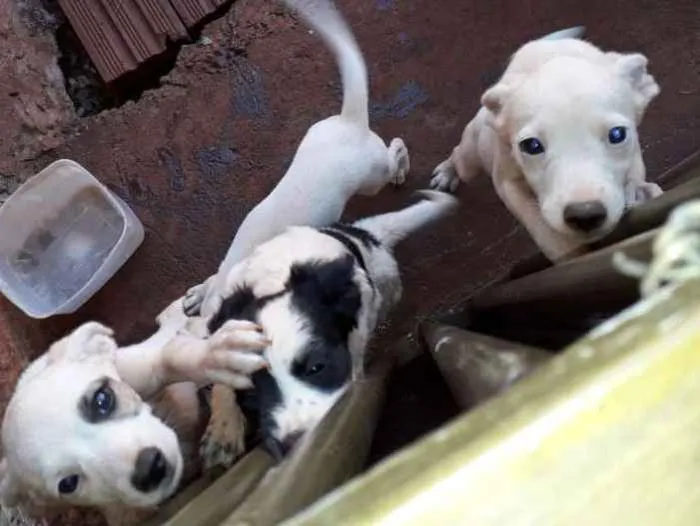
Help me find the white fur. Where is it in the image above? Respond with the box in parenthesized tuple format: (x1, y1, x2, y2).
(0, 300, 268, 512)
(0, 0, 413, 509)
(214, 191, 457, 446)
(430, 28, 662, 261)
(185, 0, 410, 318)
(259, 298, 347, 443)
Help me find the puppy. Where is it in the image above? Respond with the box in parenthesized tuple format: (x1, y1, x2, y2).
(184, 0, 410, 318)
(190, 0, 410, 467)
(0, 298, 267, 517)
(430, 27, 662, 261)
(206, 191, 458, 458)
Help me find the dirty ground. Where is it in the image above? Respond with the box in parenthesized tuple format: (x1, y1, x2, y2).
(0, 0, 698, 524)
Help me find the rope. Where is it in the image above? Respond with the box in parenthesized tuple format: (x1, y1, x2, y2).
(614, 200, 700, 297)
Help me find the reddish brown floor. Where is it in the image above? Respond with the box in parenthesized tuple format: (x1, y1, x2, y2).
(0, 0, 698, 523)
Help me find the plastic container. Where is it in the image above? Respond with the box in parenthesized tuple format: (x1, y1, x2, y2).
(0, 159, 144, 318)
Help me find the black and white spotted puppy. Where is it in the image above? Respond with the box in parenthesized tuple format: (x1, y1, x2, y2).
(205, 190, 458, 458)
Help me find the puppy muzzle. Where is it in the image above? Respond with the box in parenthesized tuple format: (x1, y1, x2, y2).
(263, 431, 304, 462)
(563, 200, 608, 233)
(131, 447, 172, 493)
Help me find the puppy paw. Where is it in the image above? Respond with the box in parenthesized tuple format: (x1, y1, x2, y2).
(200, 399, 247, 469)
(627, 181, 663, 207)
(202, 320, 269, 389)
(389, 138, 410, 186)
(636, 181, 663, 202)
(183, 283, 207, 316)
(430, 159, 460, 193)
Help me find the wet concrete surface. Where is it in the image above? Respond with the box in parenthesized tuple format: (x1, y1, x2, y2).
(0, 0, 698, 523)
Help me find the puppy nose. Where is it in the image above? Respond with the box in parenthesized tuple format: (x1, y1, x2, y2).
(131, 447, 168, 492)
(263, 432, 304, 462)
(563, 201, 607, 232)
(282, 431, 303, 454)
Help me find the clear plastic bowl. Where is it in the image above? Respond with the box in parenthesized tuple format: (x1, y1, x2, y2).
(0, 159, 144, 318)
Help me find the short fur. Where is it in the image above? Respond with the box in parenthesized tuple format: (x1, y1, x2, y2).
(184, 0, 409, 318)
(0, 299, 268, 519)
(205, 191, 458, 457)
(430, 27, 662, 261)
(189, 0, 411, 468)
(0, 0, 410, 517)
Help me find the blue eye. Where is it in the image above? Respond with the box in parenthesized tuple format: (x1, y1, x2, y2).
(608, 126, 627, 144)
(58, 475, 79, 494)
(518, 137, 545, 155)
(92, 385, 115, 417)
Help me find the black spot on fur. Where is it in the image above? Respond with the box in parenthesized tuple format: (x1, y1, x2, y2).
(319, 227, 368, 272)
(207, 286, 282, 333)
(327, 223, 380, 248)
(207, 256, 361, 454)
(289, 338, 352, 391)
(250, 369, 285, 458)
(285, 255, 359, 391)
(207, 285, 285, 452)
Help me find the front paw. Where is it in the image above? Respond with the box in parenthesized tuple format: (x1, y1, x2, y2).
(389, 138, 410, 186)
(200, 394, 247, 469)
(183, 283, 207, 316)
(627, 181, 663, 208)
(202, 320, 269, 389)
(430, 159, 460, 193)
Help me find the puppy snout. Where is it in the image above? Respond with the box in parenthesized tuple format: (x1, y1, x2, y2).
(563, 200, 607, 232)
(263, 431, 303, 462)
(131, 447, 169, 492)
(282, 431, 303, 454)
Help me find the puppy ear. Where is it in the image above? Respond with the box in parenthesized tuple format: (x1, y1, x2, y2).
(0, 459, 22, 507)
(48, 322, 116, 364)
(481, 83, 512, 115)
(610, 52, 660, 116)
(288, 255, 362, 335)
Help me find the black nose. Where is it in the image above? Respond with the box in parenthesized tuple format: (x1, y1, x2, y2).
(131, 447, 168, 492)
(282, 431, 303, 453)
(263, 432, 304, 462)
(563, 201, 607, 232)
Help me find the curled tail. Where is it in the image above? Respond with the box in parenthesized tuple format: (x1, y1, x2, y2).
(354, 190, 459, 249)
(284, 0, 369, 127)
(540, 26, 585, 41)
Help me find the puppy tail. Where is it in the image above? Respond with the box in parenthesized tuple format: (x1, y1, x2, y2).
(539, 26, 586, 41)
(354, 190, 459, 249)
(284, 0, 369, 127)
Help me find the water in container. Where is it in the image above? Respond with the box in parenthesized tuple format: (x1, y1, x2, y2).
(8, 188, 125, 310)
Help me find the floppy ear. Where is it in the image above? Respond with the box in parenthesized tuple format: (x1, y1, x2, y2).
(481, 83, 512, 116)
(609, 52, 660, 118)
(288, 255, 362, 335)
(0, 458, 23, 507)
(48, 322, 116, 364)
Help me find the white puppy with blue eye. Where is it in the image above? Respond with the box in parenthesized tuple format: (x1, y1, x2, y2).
(431, 27, 663, 261)
(0, 300, 268, 514)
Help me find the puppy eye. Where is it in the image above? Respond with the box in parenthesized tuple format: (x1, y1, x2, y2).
(58, 475, 79, 495)
(308, 363, 326, 376)
(608, 126, 627, 144)
(92, 384, 116, 417)
(518, 137, 545, 155)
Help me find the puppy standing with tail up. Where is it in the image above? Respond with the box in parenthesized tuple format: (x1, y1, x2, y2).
(184, 0, 410, 319)
(431, 27, 662, 261)
(188, 0, 412, 467)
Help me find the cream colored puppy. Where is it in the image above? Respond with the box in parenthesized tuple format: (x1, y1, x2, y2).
(184, 0, 410, 318)
(431, 27, 662, 261)
(0, 298, 267, 513)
